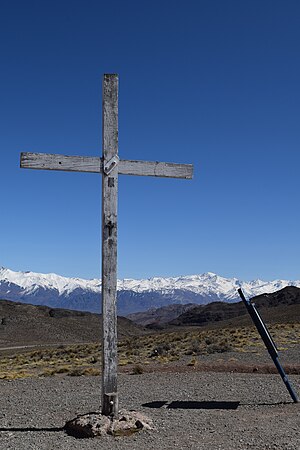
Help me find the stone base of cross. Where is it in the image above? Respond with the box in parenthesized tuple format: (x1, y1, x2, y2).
(20, 74, 193, 416)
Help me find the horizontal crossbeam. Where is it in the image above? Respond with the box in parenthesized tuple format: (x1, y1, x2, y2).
(20, 152, 101, 173)
(20, 152, 193, 179)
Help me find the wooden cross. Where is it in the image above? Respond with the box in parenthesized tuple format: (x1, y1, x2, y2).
(20, 74, 193, 416)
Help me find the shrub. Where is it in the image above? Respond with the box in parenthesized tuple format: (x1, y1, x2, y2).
(151, 343, 171, 357)
(187, 357, 197, 367)
(67, 367, 85, 377)
(206, 342, 232, 354)
(131, 365, 143, 375)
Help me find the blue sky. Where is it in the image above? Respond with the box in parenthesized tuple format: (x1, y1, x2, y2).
(1, 0, 300, 281)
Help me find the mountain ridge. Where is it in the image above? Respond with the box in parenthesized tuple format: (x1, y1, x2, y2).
(168, 286, 300, 328)
(1, 267, 300, 315)
(0, 299, 145, 348)
(127, 286, 300, 329)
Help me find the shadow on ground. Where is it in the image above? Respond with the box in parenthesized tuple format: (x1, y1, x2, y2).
(142, 400, 240, 410)
(0, 426, 64, 433)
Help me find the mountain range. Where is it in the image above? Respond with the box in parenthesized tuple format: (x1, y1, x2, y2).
(1, 267, 300, 316)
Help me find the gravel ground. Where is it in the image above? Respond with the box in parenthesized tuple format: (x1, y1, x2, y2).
(0, 371, 299, 450)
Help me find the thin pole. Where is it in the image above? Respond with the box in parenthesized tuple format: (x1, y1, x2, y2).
(238, 288, 298, 403)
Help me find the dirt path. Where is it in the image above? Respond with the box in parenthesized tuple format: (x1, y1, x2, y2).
(0, 372, 299, 450)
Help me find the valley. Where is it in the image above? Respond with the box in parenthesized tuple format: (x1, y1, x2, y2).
(0, 285, 299, 380)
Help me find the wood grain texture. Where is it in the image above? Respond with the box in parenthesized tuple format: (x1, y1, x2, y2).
(119, 159, 193, 179)
(102, 393, 118, 417)
(101, 74, 119, 417)
(21, 152, 193, 179)
(20, 152, 102, 173)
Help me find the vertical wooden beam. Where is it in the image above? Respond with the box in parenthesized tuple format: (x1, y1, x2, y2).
(101, 74, 119, 416)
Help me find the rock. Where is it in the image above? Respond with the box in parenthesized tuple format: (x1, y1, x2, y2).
(64, 413, 111, 438)
(64, 410, 154, 438)
(111, 410, 154, 436)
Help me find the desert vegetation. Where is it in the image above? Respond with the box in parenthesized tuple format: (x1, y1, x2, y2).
(0, 322, 299, 380)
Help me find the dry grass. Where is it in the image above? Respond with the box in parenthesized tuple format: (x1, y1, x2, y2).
(0, 323, 299, 380)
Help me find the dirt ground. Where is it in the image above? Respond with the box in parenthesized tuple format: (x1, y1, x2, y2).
(0, 369, 299, 450)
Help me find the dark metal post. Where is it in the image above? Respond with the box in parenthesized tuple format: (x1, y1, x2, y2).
(238, 288, 298, 403)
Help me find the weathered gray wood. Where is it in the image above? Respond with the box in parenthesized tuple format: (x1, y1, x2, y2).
(102, 393, 118, 417)
(21, 152, 193, 179)
(20, 152, 101, 173)
(119, 159, 193, 179)
(101, 74, 119, 417)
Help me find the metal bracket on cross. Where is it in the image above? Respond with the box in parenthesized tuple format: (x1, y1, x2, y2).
(103, 155, 119, 175)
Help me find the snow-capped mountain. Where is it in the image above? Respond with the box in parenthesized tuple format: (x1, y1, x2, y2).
(0, 267, 299, 315)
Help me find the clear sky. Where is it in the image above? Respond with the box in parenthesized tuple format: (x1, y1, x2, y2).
(1, 0, 300, 281)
